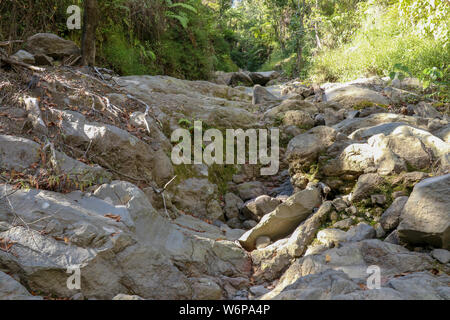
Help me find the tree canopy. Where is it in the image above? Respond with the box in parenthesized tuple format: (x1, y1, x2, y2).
(1, 0, 448, 98)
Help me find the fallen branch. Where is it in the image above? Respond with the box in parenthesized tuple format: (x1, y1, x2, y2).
(152, 175, 177, 220)
(0, 55, 45, 72)
(142, 105, 151, 134)
(126, 93, 163, 129)
(0, 40, 23, 46)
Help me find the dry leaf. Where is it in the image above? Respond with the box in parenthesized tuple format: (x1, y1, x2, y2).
(104, 214, 121, 222)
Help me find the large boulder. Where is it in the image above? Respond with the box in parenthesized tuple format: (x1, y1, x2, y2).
(350, 174, 386, 202)
(0, 135, 40, 171)
(317, 223, 376, 247)
(286, 126, 338, 168)
(116, 75, 256, 130)
(0, 182, 251, 299)
(380, 196, 409, 232)
(11, 50, 35, 64)
(252, 85, 280, 105)
(0, 135, 111, 185)
(172, 178, 222, 220)
(398, 174, 450, 249)
(238, 186, 322, 251)
(282, 110, 314, 129)
(49, 110, 173, 185)
(224, 192, 244, 220)
(0, 271, 41, 300)
(261, 269, 360, 300)
(250, 202, 333, 282)
(236, 181, 266, 201)
(249, 71, 280, 86)
(333, 271, 450, 300)
(299, 124, 449, 195)
(265, 98, 319, 120)
(324, 84, 391, 108)
(25, 33, 80, 59)
(241, 195, 281, 221)
(269, 239, 433, 297)
(230, 71, 254, 87)
(333, 113, 431, 135)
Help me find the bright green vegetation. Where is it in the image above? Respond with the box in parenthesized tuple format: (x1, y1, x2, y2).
(310, 1, 449, 87)
(1, 0, 448, 100)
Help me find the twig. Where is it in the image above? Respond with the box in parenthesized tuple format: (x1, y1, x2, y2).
(93, 156, 148, 182)
(0, 40, 23, 46)
(43, 140, 59, 173)
(0, 188, 19, 201)
(0, 55, 45, 72)
(142, 105, 151, 134)
(152, 175, 177, 220)
(2, 185, 41, 250)
(65, 55, 81, 67)
(93, 66, 105, 81)
(126, 93, 163, 129)
(65, 68, 118, 91)
(83, 139, 93, 159)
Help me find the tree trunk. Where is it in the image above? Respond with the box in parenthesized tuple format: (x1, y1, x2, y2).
(314, 22, 322, 50)
(295, 0, 305, 76)
(81, 0, 99, 66)
(314, 0, 322, 50)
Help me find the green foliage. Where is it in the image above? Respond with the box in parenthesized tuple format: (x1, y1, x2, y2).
(100, 27, 152, 75)
(389, 64, 412, 81)
(178, 118, 192, 128)
(309, 1, 449, 90)
(208, 164, 238, 194)
(165, 0, 198, 29)
(1, 0, 447, 87)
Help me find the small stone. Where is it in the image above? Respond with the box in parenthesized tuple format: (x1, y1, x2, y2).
(374, 223, 386, 238)
(431, 249, 450, 264)
(304, 244, 328, 256)
(345, 206, 358, 215)
(242, 220, 257, 230)
(380, 196, 408, 232)
(384, 230, 400, 245)
(330, 211, 339, 222)
(255, 236, 271, 249)
(192, 278, 223, 300)
(314, 113, 326, 126)
(224, 192, 244, 219)
(227, 217, 242, 229)
(392, 190, 407, 198)
(113, 294, 144, 300)
(371, 194, 386, 205)
(333, 218, 354, 230)
(374, 207, 384, 216)
(234, 290, 249, 300)
(11, 50, 35, 64)
(249, 285, 270, 297)
(332, 198, 348, 211)
(346, 223, 376, 242)
(70, 292, 84, 300)
(236, 181, 266, 201)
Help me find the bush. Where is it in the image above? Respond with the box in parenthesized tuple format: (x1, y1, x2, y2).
(100, 28, 152, 76)
(309, 3, 449, 84)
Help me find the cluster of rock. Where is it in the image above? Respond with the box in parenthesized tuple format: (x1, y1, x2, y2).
(10, 33, 80, 66)
(213, 70, 281, 87)
(0, 33, 449, 300)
